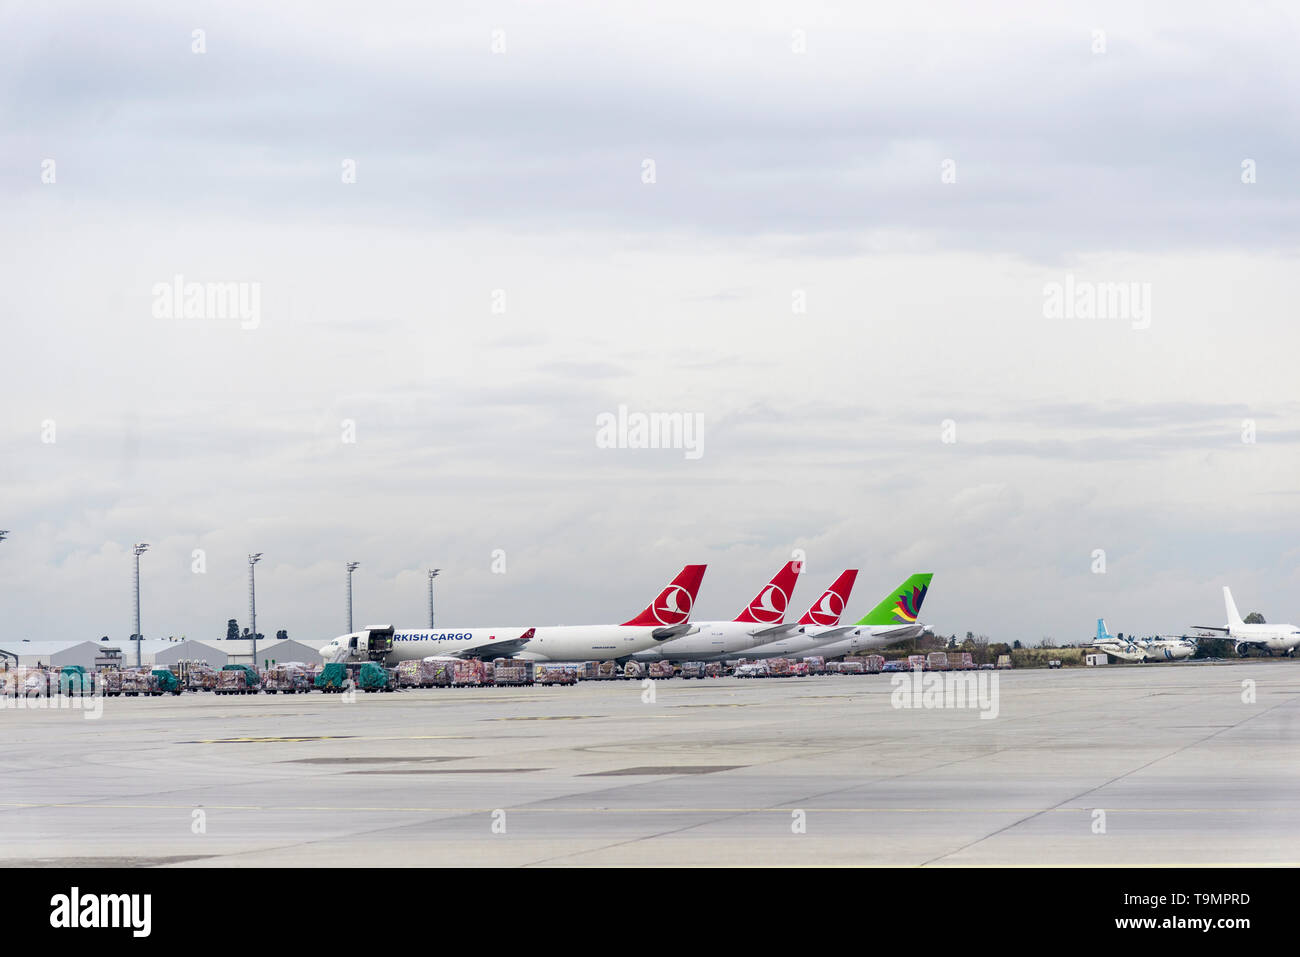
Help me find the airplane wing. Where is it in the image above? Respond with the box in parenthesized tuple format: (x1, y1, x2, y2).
(1192, 625, 1229, 633)
(863, 625, 922, 640)
(461, 628, 535, 660)
(807, 625, 855, 640)
(652, 623, 697, 640)
(750, 623, 796, 638)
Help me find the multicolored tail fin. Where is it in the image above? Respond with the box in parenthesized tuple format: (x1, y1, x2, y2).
(1096, 618, 1111, 642)
(733, 561, 802, 624)
(854, 573, 933, 626)
(797, 570, 859, 626)
(622, 564, 707, 627)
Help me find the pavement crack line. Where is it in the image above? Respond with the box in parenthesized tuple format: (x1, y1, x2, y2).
(917, 694, 1299, 866)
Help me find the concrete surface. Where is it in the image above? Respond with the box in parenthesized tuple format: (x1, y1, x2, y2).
(0, 660, 1297, 866)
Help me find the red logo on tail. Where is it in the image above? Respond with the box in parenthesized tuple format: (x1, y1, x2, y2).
(734, 561, 802, 624)
(799, 570, 858, 626)
(622, 565, 707, 627)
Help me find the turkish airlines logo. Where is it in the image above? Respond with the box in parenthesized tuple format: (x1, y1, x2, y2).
(652, 584, 694, 625)
(747, 584, 788, 624)
(806, 589, 846, 626)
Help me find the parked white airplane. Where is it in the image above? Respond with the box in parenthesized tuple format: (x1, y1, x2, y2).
(1193, 587, 1300, 657)
(633, 561, 804, 662)
(752, 573, 934, 660)
(319, 564, 707, 665)
(1091, 619, 1195, 662)
(685, 568, 857, 661)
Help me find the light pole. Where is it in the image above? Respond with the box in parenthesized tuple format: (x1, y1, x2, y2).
(346, 562, 361, 633)
(428, 568, 441, 628)
(248, 553, 262, 669)
(132, 543, 149, 667)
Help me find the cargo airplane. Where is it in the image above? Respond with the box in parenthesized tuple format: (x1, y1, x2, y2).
(1090, 619, 1195, 662)
(319, 564, 707, 665)
(1193, 586, 1300, 657)
(633, 561, 807, 662)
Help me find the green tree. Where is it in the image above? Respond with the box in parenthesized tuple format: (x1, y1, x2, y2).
(226, 619, 239, 640)
(1244, 612, 1265, 624)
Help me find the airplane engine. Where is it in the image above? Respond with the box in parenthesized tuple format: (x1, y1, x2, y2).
(1235, 642, 1251, 658)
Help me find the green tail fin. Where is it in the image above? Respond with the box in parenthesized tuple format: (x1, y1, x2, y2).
(854, 574, 933, 626)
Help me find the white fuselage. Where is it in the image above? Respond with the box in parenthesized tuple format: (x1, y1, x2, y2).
(1095, 638, 1195, 662)
(742, 623, 924, 660)
(1229, 623, 1300, 654)
(323, 625, 676, 665)
(633, 621, 773, 661)
(515, 624, 676, 662)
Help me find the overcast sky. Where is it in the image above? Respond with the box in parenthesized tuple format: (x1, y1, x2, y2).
(3, 0, 1300, 646)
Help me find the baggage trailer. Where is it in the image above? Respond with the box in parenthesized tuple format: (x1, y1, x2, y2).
(121, 669, 159, 696)
(492, 658, 536, 687)
(216, 670, 249, 695)
(452, 659, 491, 687)
(766, 658, 793, 678)
(220, 664, 261, 693)
(536, 665, 577, 686)
(186, 667, 218, 692)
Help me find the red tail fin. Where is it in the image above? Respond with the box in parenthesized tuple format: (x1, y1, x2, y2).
(621, 564, 707, 627)
(798, 569, 858, 626)
(733, 561, 802, 624)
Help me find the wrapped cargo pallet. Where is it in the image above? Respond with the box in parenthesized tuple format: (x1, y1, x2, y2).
(767, 658, 792, 677)
(492, 658, 535, 687)
(186, 668, 218, 692)
(101, 670, 123, 696)
(221, 664, 261, 690)
(452, 659, 490, 687)
(314, 662, 349, 692)
(803, 656, 827, 675)
(703, 662, 723, 678)
(420, 658, 455, 687)
(864, 655, 886, 673)
(120, 669, 158, 696)
(840, 660, 865, 674)
(647, 661, 674, 679)
(536, 665, 577, 685)
(359, 661, 391, 692)
(622, 660, 645, 679)
(679, 662, 705, 679)
(59, 665, 93, 696)
(396, 660, 421, 688)
(295, 665, 320, 691)
(216, 670, 248, 695)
